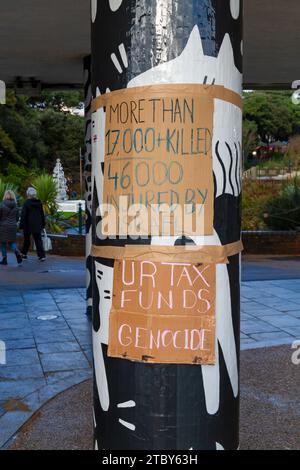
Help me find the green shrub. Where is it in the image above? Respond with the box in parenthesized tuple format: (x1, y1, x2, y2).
(258, 152, 286, 170)
(263, 179, 300, 230)
(242, 180, 282, 231)
(4, 163, 37, 195)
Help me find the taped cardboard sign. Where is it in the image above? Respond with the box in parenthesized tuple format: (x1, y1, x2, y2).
(94, 84, 223, 236)
(108, 259, 216, 365)
(91, 239, 243, 264)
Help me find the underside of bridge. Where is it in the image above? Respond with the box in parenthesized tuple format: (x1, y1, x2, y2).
(0, 0, 299, 89)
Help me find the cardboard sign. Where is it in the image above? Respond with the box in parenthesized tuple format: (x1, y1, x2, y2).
(108, 260, 216, 364)
(98, 85, 215, 236)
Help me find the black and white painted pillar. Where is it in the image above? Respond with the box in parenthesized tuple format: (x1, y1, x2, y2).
(83, 55, 93, 319)
(91, 0, 243, 450)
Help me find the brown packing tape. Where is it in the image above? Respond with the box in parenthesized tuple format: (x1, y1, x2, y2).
(91, 240, 243, 264)
(91, 84, 243, 113)
(210, 85, 243, 110)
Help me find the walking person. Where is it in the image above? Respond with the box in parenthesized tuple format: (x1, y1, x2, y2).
(20, 187, 46, 261)
(0, 190, 23, 266)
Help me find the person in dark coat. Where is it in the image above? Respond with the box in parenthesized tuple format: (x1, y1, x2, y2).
(0, 190, 22, 266)
(20, 187, 46, 261)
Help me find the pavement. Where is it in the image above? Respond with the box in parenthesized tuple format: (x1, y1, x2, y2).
(0, 286, 92, 448)
(0, 254, 85, 290)
(0, 253, 299, 449)
(242, 255, 300, 281)
(240, 278, 300, 350)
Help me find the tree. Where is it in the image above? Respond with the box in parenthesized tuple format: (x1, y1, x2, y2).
(0, 126, 21, 166)
(0, 90, 84, 177)
(284, 135, 300, 170)
(243, 119, 258, 165)
(243, 91, 300, 143)
(40, 90, 84, 111)
(1, 163, 37, 196)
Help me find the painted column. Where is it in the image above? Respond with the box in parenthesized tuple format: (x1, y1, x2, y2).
(83, 55, 93, 319)
(91, 0, 243, 450)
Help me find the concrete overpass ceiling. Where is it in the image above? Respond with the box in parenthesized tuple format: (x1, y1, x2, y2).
(0, 0, 90, 87)
(0, 0, 299, 89)
(244, 0, 300, 89)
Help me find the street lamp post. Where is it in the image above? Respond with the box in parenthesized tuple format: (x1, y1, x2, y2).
(91, 0, 243, 450)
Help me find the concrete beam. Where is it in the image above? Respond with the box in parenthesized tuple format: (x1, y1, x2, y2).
(0, 1, 299, 89)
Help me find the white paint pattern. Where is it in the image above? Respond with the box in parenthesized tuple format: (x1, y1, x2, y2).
(111, 44, 128, 74)
(91, 0, 97, 23)
(213, 100, 242, 198)
(111, 52, 123, 74)
(119, 419, 136, 431)
(230, 0, 240, 20)
(117, 401, 136, 409)
(119, 43, 128, 68)
(93, 261, 114, 411)
(93, 328, 109, 411)
(109, 0, 123, 12)
(91, 87, 105, 208)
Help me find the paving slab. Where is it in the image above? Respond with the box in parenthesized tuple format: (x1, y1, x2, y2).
(39, 351, 90, 373)
(37, 342, 82, 354)
(242, 256, 300, 281)
(0, 286, 93, 449)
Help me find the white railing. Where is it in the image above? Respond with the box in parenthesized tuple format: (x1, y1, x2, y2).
(0, 80, 6, 104)
(57, 200, 86, 213)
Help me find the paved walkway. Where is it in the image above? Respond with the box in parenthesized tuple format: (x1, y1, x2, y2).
(0, 254, 85, 290)
(242, 255, 300, 281)
(241, 278, 300, 350)
(0, 287, 92, 448)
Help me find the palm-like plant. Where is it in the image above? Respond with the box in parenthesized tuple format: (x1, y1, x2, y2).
(32, 174, 62, 233)
(0, 178, 18, 201)
(32, 174, 57, 214)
